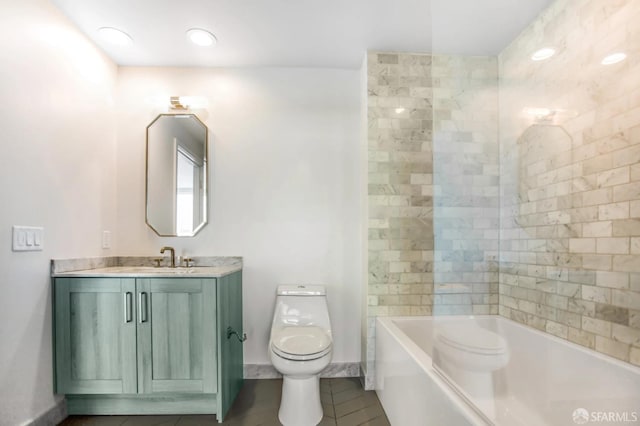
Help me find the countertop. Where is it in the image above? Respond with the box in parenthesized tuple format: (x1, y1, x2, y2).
(51, 256, 243, 278)
(52, 264, 242, 278)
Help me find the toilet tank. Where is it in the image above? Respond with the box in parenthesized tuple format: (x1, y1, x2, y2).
(272, 285, 332, 331)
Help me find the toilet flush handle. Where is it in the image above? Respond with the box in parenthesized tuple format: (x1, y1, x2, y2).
(227, 326, 247, 343)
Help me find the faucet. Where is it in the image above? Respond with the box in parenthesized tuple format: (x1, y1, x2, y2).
(160, 246, 176, 268)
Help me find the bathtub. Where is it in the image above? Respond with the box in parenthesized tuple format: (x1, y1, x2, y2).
(375, 316, 640, 426)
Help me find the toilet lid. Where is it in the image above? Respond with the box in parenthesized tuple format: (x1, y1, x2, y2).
(271, 326, 332, 357)
(436, 324, 507, 355)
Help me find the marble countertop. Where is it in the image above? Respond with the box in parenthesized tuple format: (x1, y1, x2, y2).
(51, 256, 242, 278)
(52, 264, 241, 278)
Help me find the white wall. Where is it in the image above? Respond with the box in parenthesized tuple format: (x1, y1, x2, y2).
(115, 67, 362, 365)
(0, 1, 118, 425)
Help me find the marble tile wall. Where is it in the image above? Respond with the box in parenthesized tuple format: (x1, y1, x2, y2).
(367, 52, 435, 319)
(364, 52, 502, 387)
(499, 0, 640, 365)
(432, 55, 500, 315)
(365, 51, 435, 387)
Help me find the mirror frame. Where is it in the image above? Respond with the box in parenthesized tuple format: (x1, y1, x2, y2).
(145, 113, 209, 237)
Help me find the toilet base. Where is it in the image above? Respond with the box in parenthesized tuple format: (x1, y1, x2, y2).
(279, 375, 323, 426)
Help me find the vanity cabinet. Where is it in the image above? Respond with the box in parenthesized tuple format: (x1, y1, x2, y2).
(53, 271, 243, 421)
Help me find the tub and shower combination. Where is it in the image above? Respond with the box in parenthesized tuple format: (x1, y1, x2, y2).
(375, 316, 640, 426)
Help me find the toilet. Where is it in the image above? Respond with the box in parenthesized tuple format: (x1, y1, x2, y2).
(269, 285, 333, 426)
(433, 321, 509, 419)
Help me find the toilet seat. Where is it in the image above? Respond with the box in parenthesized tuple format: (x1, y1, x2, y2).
(436, 324, 507, 355)
(271, 326, 332, 361)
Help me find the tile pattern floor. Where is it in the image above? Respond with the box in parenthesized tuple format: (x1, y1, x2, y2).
(59, 378, 390, 426)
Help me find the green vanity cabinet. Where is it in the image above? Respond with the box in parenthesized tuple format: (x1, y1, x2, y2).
(53, 271, 243, 421)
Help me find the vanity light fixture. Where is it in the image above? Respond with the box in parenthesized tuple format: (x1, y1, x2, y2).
(395, 107, 406, 114)
(97, 27, 133, 46)
(601, 52, 627, 65)
(168, 96, 209, 111)
(523, 107, 555, 123)
(170, 96, 189, 110)
(531, 47, 556, 61)
(186, 28, 217, 47)
(524, 107, 552, 117)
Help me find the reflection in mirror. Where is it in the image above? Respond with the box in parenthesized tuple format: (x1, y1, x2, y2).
(517, 124, 573, 242)
(146, 114, 208, 237)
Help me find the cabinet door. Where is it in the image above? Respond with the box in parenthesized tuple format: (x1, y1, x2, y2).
(137, 278, 217, 394)
(54, 278, 137, 394)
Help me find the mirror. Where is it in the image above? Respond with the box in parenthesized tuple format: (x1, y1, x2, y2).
(146, 114, 208, 237)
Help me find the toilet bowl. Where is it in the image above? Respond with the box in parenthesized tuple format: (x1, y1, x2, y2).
(433, 322, 509, 419)
(269, 285, 332, 426)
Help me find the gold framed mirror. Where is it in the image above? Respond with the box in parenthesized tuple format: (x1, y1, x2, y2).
(146, 114, 208, 237)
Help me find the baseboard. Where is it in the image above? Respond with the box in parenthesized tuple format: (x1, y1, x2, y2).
(66, 394, 217, 415)
(244, 362, 360, 379)
(26, 399, 67, 426)
(358, 363, 367, 389)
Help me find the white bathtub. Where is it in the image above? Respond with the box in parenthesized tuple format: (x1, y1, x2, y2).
(375, 316, 640, 426)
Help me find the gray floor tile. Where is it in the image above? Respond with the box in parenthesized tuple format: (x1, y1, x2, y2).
(122, 416, 181, 426)
(336, 404, 386, 426)
(360, 416, 391, 426)
(334, 392, 379, 418)
(59, 416, 129, 426)
(328, 378, 361, 394)
(58, 378, 389, 426)
(331, 387, 366, 406)
(317, 417, 337, 426)
(322, 401, 336, 419)
(175, 415, 217, 425)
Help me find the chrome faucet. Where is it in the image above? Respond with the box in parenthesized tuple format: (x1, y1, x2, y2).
(160, 246, 176, 268)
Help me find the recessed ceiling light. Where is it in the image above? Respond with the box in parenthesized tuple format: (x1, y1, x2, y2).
(97, 27, 133, 46)
(186, 28, 217, 47)
(601, 52, 627, 65)
(531, 47, 556, 61)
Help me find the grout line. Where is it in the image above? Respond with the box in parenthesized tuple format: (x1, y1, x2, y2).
(329, 379, 337, 425)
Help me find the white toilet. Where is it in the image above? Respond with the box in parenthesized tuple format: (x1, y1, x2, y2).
(269, 285, 333, 426)
(433, 322, 509, 419)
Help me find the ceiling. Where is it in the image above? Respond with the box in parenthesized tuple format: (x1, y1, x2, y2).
(51, 0, 555, 69)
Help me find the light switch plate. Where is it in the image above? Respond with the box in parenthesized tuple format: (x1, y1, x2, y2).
(12, 226, 44, 252)
(102, 231, 112, 249)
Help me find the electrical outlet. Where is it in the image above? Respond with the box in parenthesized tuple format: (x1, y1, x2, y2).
(102, 231, 112, 249)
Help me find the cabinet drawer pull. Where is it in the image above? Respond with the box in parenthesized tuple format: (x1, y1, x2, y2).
(124, 292, 133, 323)
(139, 292, 148, 323)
